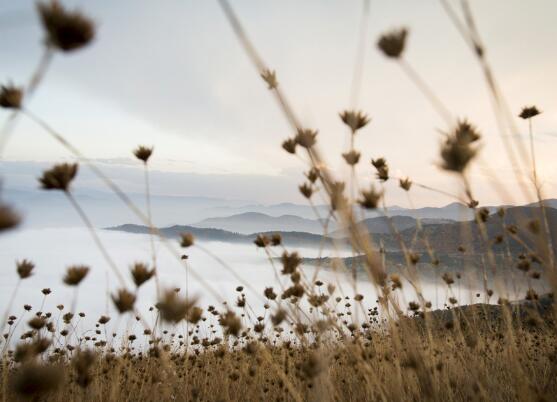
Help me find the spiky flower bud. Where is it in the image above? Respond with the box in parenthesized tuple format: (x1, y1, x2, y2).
(39, 163, 78, 191)
(133, 145, 153, 163)
(358, 185, 383, 209)
(339, 110, 370, 132)
(0, 83, 23, 109)
(282, 138, 297, 154)
(130, 262, 155, 287)
(63, 265, 89, 286)
(111, 288, 136, 313)
(17, 260, 35, 279)
(440, 119, 481, 173)
(260, 69, 278, 89)
(295, 128, 317, 149)
(342, 150, 361, 166)
(377, 28, 408, 59)
(299, 182, 313, 199)
(37, 0, 95, 52)
(0, 204, 20, 232)
(179, 232, 194, 248)
(399, 177, 412, 191)
(519, 106, 541, 120)
(156, 289, 197, 323)
(371, 157, 389, 181)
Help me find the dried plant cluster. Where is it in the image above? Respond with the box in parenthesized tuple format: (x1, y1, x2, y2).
(0, 1, 556, 401)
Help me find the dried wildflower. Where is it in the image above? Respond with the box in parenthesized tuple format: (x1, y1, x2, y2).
(271, 233, 282, 246)
(260, 69, 278, 89)
(63, 265, 89, 286)
(358, 185, 382, 209)
(219, 310, 242, 337)
(342, 150, 361, 166)
(111, 288, 136, 313)
(17, 259, 35, 279)
(254, 234, 270, 248)
(133, 145, 153, 163)
(399, 177, 412, 191)
(41, 288, 51, 295)
(98, 315, 110, 324)
(28, 316, 46, 330)
(390, 274, 402, 290)
(448, 297, 458, 305)
(271, 309, 286, 326)
(339, 110, 370, 132)
(295, 128, 318, 148)
(299, 182, 313, 199)
(37, 0, 95, 52)
(440, 120, 481, 173)
(281, 251, 301, 275)
(377, 28, 408, 58)
(371, 157, 389, 181)
(157, 289, 197, 323)
(282, 138, 297, 154)
(180, 232, 194, 248)
(442, 272, 454, 285)
(0, 83, 23, 109)
(519, 106, 541, 120)
(264, 287, 277, 300)
(130, 262, 155, 287)
(39, 163, 78, 191)
(408, 301, 420, 311)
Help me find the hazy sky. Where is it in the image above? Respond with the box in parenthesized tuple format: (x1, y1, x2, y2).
(1, 0, 556, 206)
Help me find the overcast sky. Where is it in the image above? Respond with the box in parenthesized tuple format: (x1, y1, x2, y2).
(1, 0, 556, 206)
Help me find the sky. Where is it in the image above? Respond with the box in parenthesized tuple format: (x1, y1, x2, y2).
(1, 0, 556, 207)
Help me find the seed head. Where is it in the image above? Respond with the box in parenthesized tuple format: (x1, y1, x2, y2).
(260, 69, 278, 89)
(519, 106, 541, 120)
(399, 177, 412, 191)
(219, 310, 242, 337)
(17, 259, 35, 279)
(340, 110, 370, 132)
(377, 28, 408, 59)
(0, 203, 20, 232)
(281, 251, 301, 275)
(299, 182, 313, 199)
(111, 288, 136, 313)
(37, 0, 95, 52)
(133, 145, 153, 163)
(371, 157, 389, 181)
(156, 289, 197, 323)
(63, 265, 89, 286)
(305, 167, 319, 183)
(180, 232, 194, 248)
(440, 119, 481, 173)
(0, 83, 23, 109)
(130, 262, 155, 287)
(254, 234, 270, 248)
(342, 150, 361, 166)
(295, 128, 317, 149)
(358, 185, 383, 209)
(271, 233, 282, 246)
(39, 163, 78, 191)
(282, 138, 297, 154)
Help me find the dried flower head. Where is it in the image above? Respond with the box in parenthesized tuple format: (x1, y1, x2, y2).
(358, 185, 383, 209)
(340, 110, 370, 132)
(371, 157, 389, 181)
(219, 310, 242, 337)
(282, 138, 297, 154)
(111, 288, 136, 313)
(260, 69, 278, 89)
(305, 167, 319, 183)
(519, 106, 541, 120)
(133, 145, 153, 163)
(299, 182, 314, 199)
(156, 289, 197, 323)
(17, 259, 35, 279)
(440, 119, 481, 173)
(281, 251, 301, 275)
(0, 203, 21, 232)
(0, 83, 23, 109)
(399, 177, 412, 191)
(63, 265, 89, 286)
(37, 0, 95, 52)
(342, 150, 361, 166)
(377, 28, 408, 58)
(180, 232, 195, 248)
(72, 349, 96, 388)
(39, 163, 78, 191)
(10, 363, 62, 397)
(130, 262, 155, 287)
(295, 128, 318, 148)
(254, 234, 270, 248)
